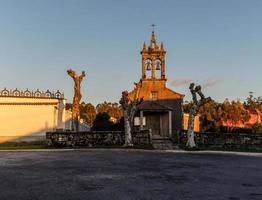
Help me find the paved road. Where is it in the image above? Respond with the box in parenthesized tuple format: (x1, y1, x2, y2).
(0, 150, 261, 200)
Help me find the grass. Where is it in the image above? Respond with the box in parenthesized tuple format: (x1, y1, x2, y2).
(0, 141, 154, 150)
(0, 143, 46, 150)
(0, 141, 260, 153)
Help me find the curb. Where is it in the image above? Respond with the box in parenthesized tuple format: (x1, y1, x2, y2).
(165, 150, 262, 157)
(0, 148, 261, 157)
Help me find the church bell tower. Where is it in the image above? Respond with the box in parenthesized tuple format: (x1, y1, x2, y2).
(141, 31, 166, 81)
(128, 28, 184, 135)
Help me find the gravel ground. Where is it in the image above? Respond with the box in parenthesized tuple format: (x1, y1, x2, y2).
(0, 149, 261, 200)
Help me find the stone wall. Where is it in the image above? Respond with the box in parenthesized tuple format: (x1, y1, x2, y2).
(46, 130, 151, 147)
(181, 132, 262, 149)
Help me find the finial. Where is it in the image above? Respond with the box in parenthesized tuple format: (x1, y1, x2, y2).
(142, 42, 147, 51)
(149, 24, 157, 48)
(161, 42, 164, 50)
(150, 31, 156, 48)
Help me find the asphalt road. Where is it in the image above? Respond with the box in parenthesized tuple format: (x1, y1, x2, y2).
(0, 150, 261, 200)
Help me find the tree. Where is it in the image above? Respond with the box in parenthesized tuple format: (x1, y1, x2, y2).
(92, 112, 114, 131)
(113, 116, 125, 131)
(80, 102, 96, 126)
(186, 83, 210, 148)
(96, 102, 123, 122)
(221, 99, 249, 131)
(184, 92, 262, 132)
(244, 92, 262, 113)
(66, 101, 124, 130)
(119, 91, 142, 147)
(198, 100, 222, 132)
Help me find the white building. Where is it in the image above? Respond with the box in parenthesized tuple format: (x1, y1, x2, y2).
(0, 88, 71, 143)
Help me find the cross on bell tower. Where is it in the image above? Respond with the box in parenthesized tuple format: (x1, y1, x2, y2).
(141, 27, 166, 81)
(151, 24, 155, 31)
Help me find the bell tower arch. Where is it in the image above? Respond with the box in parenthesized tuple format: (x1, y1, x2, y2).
(141, 31, 166, 81)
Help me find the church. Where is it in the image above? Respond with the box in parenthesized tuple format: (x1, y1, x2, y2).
(128, 31, 184, 140)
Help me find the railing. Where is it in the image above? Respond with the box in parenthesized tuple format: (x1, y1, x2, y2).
(0, 88, 64, 99)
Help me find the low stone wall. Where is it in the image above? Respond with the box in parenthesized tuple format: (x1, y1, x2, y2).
(46, 130, 151, 147)
(181, 132, 262, 149)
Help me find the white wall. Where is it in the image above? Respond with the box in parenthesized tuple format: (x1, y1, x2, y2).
(0, 97, 67, 143)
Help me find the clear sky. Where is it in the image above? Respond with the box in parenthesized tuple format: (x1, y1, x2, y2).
(0, 0, 261, 104)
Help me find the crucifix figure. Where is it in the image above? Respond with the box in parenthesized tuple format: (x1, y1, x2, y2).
(67, 69, 86, 131)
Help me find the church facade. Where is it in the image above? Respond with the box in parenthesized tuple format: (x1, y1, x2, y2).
(128, 31, 184, 139)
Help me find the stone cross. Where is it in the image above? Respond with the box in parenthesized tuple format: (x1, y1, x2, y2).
(67, 69, 86, 131)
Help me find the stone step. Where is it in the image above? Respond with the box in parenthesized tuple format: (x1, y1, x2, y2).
(152, 138, 177, 150)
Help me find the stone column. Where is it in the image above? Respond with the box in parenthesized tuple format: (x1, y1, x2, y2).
(169, 111, 172, 137)
(53, 106, 57, 131)
(57, 99, 65, 129)
(151, 60, 155, 79)
(161, 59, 165, 79)
(159, 114, 163, 136)
(142, 58, 145, 79)
(139, 110, 144, 130)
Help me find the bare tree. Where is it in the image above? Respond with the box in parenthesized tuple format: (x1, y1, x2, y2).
(67, 69, 86, 131)
(187, 83, 210, 148)
(119, 91, 142, 147)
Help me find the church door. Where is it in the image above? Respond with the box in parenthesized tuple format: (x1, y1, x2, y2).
(146, 114, 161, 137)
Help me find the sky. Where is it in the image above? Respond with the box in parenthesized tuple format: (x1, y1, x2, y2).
(0, 0, 261, 104)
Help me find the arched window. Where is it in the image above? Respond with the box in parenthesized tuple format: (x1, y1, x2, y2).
(154, 59, 162, 79)
(144, 59, 152, 79)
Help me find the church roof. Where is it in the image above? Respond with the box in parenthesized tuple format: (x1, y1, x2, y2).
(137, 101, 172, 111)
(128, 80, 184, 101)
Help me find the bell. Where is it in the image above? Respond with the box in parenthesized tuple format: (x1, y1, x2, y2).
(146, 62, 151, 70)
(156, 62, 161, 70)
